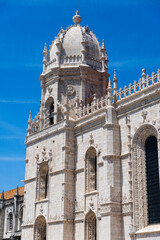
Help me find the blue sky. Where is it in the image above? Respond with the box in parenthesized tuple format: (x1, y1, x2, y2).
(0, 0, 160, 191)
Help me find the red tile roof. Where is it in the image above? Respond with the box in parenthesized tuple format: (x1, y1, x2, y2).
(0, 186, 24, 200)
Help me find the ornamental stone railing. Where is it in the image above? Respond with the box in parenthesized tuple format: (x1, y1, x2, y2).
(85, 56, 102, 70)
(61, 55, 82, 65)
(45, 58, 56, 71)
(116, 69, 160, 101)
(76, 95, 108, 119)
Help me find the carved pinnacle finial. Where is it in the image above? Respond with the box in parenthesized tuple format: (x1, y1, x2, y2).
(114, 69, 117, 80)
(108, 78, 112, 88)
(15, 185, 19, 196)
(28, 111, 32, 123)
(43, 43, 47, 53)
(1, 190, 4, 200)
(108, 78, 112, 106)
(102, 39, 105, 49)
(73, 10, 81, 24)
(141, 68, 146, 78)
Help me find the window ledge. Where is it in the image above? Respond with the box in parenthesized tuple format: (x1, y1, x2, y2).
(35, 198, 49, 204)
(85, 190, 98, 197)
(136, 224, 160, 235)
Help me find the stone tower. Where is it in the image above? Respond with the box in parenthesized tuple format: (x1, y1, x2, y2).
(22, 10, 160, 240)
(22, 11, 112, 240)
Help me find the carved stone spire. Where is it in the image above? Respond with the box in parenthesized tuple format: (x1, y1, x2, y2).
(42, 43, 48, 73)
(108, 78, 112, 106)
(102, 39, 105, 50)
(15, 185, 19, 196)
(101, 39, 108, 72)
(27, 111, 32, 135)
(1, 190, 4, 200)
(141, 68, 146, 89)
(55, 37, 61, 65)
(113, 69, 118, 102)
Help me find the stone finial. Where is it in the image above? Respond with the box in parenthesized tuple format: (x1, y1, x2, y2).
(108, 78, 112, 106)
(101, 39, 108, 72)
(1, 190, 4, 200)
(141, 68, 146, 78)
(28, 111, 32, 124)
(114, 69, 117, 80)
(15, 185, 19, 196)
(73, 10, 81, 24)
(102, 39, 105, 49)
(27, 111, 32, 135)
(108, 78, 112, 89)
(43, 43, 47, 54)
(113, 69, 117, 87)
(141, 68, 146, 89)
(42, 43, 48, 72)
(113, 70, 117, 102)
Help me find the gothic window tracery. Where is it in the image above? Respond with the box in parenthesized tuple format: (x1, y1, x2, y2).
(85, 147, 97, 192)
(85, 210, 96, 240)
(8, 212, 13, 231)
(34, 216, 46, 240)
(37, 163, 49, 200)
(145, 136, 160, 224)
(133, 125, 160, 230)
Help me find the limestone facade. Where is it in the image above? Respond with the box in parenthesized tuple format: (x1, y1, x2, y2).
(21, 11, 160, 240)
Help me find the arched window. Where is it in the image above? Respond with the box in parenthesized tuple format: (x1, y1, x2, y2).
(38, 164, 49, 200)
(85, 210, 96, 240)
(145, 136, 160, 224)
(133, 125, 160, 230)
(45, 97, 54, 127)
(34, 216, 46, 240)
(49, 103, 54, 125)
(85, 147, 97, 192)
(8, 212, 13, 231)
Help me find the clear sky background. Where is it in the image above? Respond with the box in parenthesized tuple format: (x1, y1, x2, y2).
(0, 0, 160, 191)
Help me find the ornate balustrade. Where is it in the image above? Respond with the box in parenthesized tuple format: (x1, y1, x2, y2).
(116, 69, 160, 101)
(45, 58, 56, 71)
(61, 55, 82, 64)
(76, 95, 108, 119)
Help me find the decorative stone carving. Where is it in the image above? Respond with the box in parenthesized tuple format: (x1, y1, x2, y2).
(67, 85, 75, 96)
(39, 204, 43, 214)
(47, 87, 53, 94)
(141, 110, 147, 123)
(89, 134, 94, 145)
(36, 148, 52, 165)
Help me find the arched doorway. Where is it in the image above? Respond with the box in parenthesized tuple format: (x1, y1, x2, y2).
(34, 215, 46, 240)
(85, 210, 96, 240)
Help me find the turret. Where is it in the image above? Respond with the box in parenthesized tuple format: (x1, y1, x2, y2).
(27, 111, 32, 136)
(42, 43, 48, 73)
(101, 39, 108, 72)
(113, 69, 118, 102)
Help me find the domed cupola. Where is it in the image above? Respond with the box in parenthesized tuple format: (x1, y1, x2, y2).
(44, 11, 108, 73)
